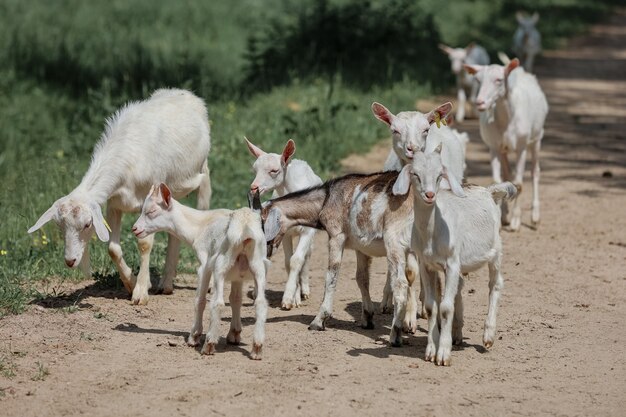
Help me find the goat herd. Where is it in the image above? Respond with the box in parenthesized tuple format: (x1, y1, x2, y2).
(27, 14, 548, 366)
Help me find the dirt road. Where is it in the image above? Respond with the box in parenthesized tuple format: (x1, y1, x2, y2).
(1, 10, 625, 417)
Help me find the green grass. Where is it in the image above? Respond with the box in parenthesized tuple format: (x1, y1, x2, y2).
(0, 0, 618, 316)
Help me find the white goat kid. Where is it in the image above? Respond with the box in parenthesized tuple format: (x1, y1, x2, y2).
(465, 58, 548, 231)
(132, 184, 268, 359)
(513, 12, 542, 73)
(393, 145, 517, 366)
(439, 43, 490, 121)
(28, 89, 212, 304)
(246, 138, 322, 309)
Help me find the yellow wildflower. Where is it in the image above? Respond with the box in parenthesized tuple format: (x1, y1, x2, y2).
(0, 249, 7, 256)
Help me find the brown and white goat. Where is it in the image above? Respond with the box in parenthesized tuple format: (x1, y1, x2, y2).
(260, 171, 419, 345)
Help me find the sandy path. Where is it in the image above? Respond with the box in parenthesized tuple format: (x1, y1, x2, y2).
(1, 10, 625, 417)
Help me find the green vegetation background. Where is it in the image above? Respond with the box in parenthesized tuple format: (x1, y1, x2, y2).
(0, 0, 617, 314)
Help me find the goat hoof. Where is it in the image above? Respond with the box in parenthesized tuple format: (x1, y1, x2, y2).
(402, 322, 417, 334)
(201, 342, 216, 355)
(281, 302, 293, 311)
(483, 339, 494, 349)
(425, 343, 437, 362)
(131, 295, 149, 306)
(380, 305, 393, 314)
(389, 326, 402, 347)
(308, 319, 325, 331)
(251, 343, 263, 360)
(436, 348, 451, 366)
(361, 321, 375, 330)
(160, 286, 174, 295)
(301, 292, 310, 301)
(187, 334, 201, 347)
(227, 329, 242, 345)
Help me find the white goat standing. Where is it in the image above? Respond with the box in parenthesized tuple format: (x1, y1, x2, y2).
(465, 58, 548, 231)
(439, 43, 490, 122)
(371, 101, 466, 314)
(132, 184, 268, 359)
(392, 145, 518, 366)
(28, 89, 212, 304)
(245, 138, 322, 309)
(513, 12, 542, 73)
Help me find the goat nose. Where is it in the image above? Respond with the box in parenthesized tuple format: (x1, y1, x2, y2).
(425, 191, 435, 199)
(131, 226, 137, 232)
(65, 258, 76, 268)
(250, 184, 259, 192)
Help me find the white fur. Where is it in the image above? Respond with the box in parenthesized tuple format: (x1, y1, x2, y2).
(393, 148, 517, 366)
(133, 184, 268, 360)
(374, 104, 469, 315)
(513, 12, 542, 73)
(439, 43, 490, 121)
(246, 138, 322, 309)
(371, 102, 459, 174)
(465, 59, 548, 231)
(28, 88, 212, 304)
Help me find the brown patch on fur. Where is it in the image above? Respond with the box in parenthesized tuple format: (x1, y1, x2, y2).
(262, 171, 414, 248)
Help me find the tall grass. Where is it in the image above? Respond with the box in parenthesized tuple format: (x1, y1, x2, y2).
(0, 0, 617, 315)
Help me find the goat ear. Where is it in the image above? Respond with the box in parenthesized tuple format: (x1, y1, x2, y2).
(245, 136, 266, 159)
(28, 203, 57, 234)
(89, 202, 110, 242)
(438, 43, 453, 54)
(427, 102, 453, 126)
(443, 168, 466, 198)
(497, 51, 511, 65)
(281, 139, 296, 165)
(505, 58, 520, 77)
(247, 190, 262, 213)
(464, 64, 481, 75)
(531, 12, 539, 24)
(465, 42, 476, 52)
(159, 183, 172, 208)
(371, 102, 394, 126)
(264, 207, 282, 242)
(392, 165, 412, 196)
(516, 11, 525, 24)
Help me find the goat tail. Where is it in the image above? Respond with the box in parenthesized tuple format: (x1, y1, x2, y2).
(487, 182, 518, 203)
(227, 209, 261, 247)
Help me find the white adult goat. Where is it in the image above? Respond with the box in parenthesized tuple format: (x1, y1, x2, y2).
(439, 43, 490, 121)
(132, 184, 268, 359)
(371, 101, 454, 172)
(465, 58, 548, 231)
(28, 89, 212, 304)
(245, 138, 322, 309)
(392, 144, 518, 366)
(513, 12, 542, 73)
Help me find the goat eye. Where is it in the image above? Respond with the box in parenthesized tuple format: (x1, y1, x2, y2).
(391, 129, 400, 135)
(84, 221, 91, 229)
